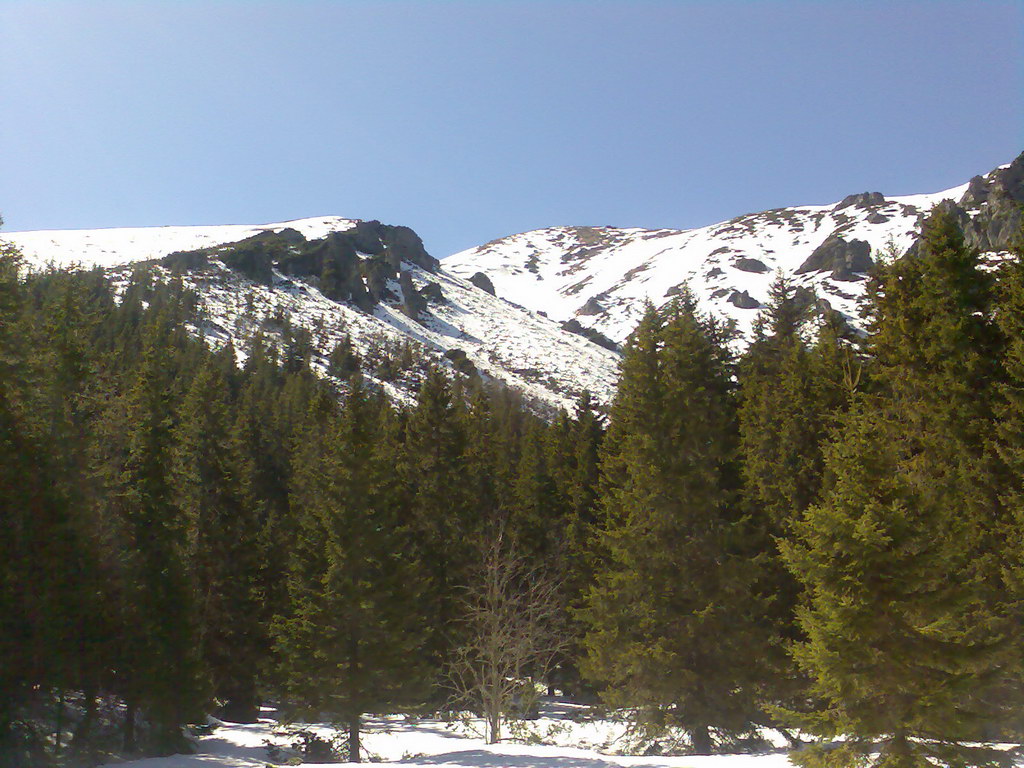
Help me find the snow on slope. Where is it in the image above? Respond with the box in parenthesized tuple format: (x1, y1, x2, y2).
(2, 219, 620, 411)
(5, 216, 360, 269)
(142, 257, 619, 411)
(444, 182, 974, 343)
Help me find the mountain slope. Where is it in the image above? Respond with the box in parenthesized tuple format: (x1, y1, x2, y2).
(445, 153, 1023, 342)
(3, 217, 620, 412)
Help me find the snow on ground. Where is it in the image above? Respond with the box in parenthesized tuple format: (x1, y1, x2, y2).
(3, 216, 360, 270)
(104, 701, 797, 768)
(106, 255, 619, 412)
(443, 180, 976, 344)
(4, 215, 621, 411)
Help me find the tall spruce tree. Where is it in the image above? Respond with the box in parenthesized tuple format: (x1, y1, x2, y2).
(580, 293, 763, 753)
(402, 369, 474, 675)
(107, 324, 203, 752)
(736, 276, 854, 727)
(174, 357, 264, 722)
(275, 379, 430, 760)
(993, 225, 1024, 726)
(780, 209, 1015, 768)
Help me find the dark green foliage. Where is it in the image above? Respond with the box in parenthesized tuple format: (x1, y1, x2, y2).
(274, 379, 430, 760)
(328, 333, 362, 380)
(737, 276, 855, 723)
(781, 209, 1016, 768)
(993, 224, 1024, 733)
(401, 369, 475, 673)
(107, 331, 205, 751)
(174, 359, 265, 722)
(5, 206, 1024, 767)
(580, 294, 764, 752)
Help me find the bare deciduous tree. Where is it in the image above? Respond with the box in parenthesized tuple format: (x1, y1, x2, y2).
(446, 527, 569, 744)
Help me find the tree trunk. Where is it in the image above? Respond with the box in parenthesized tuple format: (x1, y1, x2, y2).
(70, 686, 97, 751)
(690, 724, 711, 755)
(349, 713, 361, 762)
(122, 698, 137, 753)
(777, 728, 802, 749)
(487, 710, 501, 744)
(54, 689, 64, 754)
(883, 729, 913, 768)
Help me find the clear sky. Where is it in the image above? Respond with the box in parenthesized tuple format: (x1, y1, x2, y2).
(1, 0, 1021, 258)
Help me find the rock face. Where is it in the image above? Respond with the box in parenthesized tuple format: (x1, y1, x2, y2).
(734, 257, 769, 273)
(6, 215, 624, 413)
(162, 219, 441, 313)
(953, 152, 1024, 251)
(835, 192, 886, 210)
(446, 152, 1024, 344)
(728, 290, 761, 309)
(796, 234, 874, 281)
(578, 295, 607, 316)
(468, 271, 496, 295)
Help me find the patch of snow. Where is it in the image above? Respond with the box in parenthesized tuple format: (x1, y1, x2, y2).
(2, 216, 360, 270)
(101, 702, 800, 768)
(443, 176, 979, 344)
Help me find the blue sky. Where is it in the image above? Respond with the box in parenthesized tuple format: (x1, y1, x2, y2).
(1, 1, 1021, 258)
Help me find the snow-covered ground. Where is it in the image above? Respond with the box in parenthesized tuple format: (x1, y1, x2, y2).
(2, 218, 621, 411)
(106, 701, 797, 768)
(444, 180, 977, 343)
(5, 216, 360, 269)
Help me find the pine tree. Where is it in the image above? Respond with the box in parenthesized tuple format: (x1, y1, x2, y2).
(736, 276, 855, 728)
(174, 358, 264, 721)
(993, 224, 1024, 726)
(508, 417, 561, 563)
(275, 379, 430, 760)
(780, 209, 1015, 768)
(107, 327, 203, 752)
(402, 368, 474, 675)
(580, 293, 762, 753)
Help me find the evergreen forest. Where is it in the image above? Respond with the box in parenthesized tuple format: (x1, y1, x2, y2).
(2, 208, 1024, 768)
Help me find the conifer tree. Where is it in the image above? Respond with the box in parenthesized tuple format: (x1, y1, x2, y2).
(508, 418, 561, 563)
(580, 293, 762, 753)
(402, 368, 474, 673)
(993, 226, 1024, 715)
(275, 379, 429, 760)
(736, 276, 854, 726)
(174, 358, 264, 721)
(107, 327, 203, 752)
(780, 209, 1015, 768)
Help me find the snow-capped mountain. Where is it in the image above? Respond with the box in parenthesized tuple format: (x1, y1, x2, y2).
(445, 153, 1024, 343)
(5, 154, 1020, 411)
(3, 217, 620, 412)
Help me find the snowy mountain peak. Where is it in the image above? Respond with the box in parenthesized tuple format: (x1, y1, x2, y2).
(444, 154, 1021, 343)
(6, 215, 362, 270)
(2, 217, 620, 412)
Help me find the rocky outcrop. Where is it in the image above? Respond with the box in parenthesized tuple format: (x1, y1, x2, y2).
(835, 192, 886, 210)
(728, 290, 761, 309)
(443, 347, 478, 377)
(561, 318, 619, 352)
(348, 220, 439, 272)
(468, 271, 496, 295)
(734, 257, 769, 273)
(578, 295, 608, 316)
(796, 233, 874, 281)
(419, 282, 445, 303)
(952, 152, 1024, 252)
(161, 219, 440, 314)
(399, 270, 427, 319)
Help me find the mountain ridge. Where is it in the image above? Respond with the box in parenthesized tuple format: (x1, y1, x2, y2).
(445, 153, 1023, 343)
(4, 152, 1020, 411)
